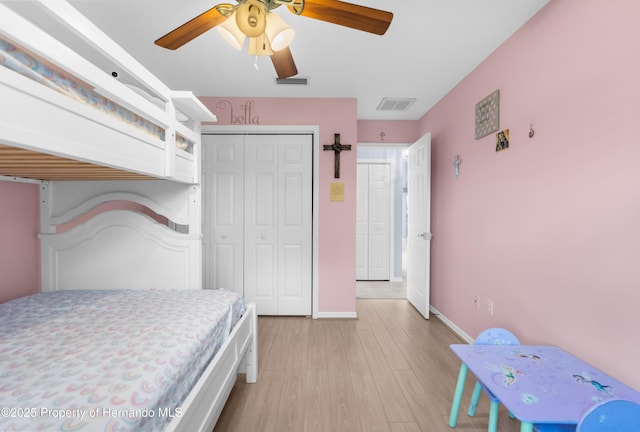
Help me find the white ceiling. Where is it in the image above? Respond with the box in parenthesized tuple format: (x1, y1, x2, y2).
(7, 0, 550, 120)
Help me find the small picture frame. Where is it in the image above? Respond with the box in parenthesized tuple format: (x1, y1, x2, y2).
(496, 129, 510, 152)
(330, 182, 345, 202)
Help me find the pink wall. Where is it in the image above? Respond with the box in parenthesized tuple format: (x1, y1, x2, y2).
(0, 181, 40, 303)
(199, 97, 358, 314)
(420, 0, 640, 389)
(357, 120, 421, 144)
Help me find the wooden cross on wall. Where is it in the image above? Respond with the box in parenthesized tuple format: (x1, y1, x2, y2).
(323, 133, 351, 178)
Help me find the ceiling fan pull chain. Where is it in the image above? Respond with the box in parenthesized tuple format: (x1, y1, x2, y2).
(254, 56, 259, 70)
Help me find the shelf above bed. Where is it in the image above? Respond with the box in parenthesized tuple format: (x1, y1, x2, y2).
(173, 91, 217, 123)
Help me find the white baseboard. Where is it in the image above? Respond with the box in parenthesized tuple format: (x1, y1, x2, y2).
(429, 305, 473, 344)
(316, 311, 358, 319)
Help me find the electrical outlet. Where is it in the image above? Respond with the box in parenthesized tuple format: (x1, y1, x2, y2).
(473, 295, 480, 310)
(487, 300, 494, 316)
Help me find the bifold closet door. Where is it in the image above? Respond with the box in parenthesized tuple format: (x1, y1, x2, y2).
(244, 135, 312, 315)
(203, 134, 245, 296)
(203, 134, 312, 316)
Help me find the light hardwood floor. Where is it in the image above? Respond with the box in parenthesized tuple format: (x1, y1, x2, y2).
(214, 299, 521, 432)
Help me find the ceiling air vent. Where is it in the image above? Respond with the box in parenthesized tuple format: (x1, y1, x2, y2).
(376, 97, 416, 111)
(275, 77, 309, 86)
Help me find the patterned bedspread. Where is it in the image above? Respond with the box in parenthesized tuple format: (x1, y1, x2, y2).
(0, 289, 245, 432)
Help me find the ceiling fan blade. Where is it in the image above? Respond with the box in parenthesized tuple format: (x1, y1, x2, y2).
(155, 4, 233, 50)
(289, 0, 393, 35)
(271, 47, 298, 79)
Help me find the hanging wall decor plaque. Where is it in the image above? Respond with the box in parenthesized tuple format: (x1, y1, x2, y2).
(475, 89, 500, 139)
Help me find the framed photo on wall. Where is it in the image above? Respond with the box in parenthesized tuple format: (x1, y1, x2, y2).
(496, 129, 509, 152)
(475, 90, 500, 139)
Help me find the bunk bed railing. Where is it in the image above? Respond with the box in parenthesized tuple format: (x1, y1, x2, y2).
(0, 3, 173, 135)
(0, 0, 215, 183)
(37, 0, 174, 109)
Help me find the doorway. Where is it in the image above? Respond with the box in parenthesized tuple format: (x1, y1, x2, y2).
(355, 145, 408, 299)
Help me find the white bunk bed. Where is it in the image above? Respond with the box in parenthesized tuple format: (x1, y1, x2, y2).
(35, 180, 258, 432)
(0, 1, 257, 431)
(0, 0, 215, 183)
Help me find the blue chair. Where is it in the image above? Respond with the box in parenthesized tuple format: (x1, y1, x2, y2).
(467, 328, 521, 432)
(534, 399, 640, 432)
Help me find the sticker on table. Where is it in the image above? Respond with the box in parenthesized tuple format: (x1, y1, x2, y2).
(487, 363, 523, 386)
(511, 351, 542, 361)
(573, 373, 613, 396)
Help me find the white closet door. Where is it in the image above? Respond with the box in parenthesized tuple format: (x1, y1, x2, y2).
(202, 134, 244, 295)
(277, 135, 312, 315)
(204, 134, 312, 315)
(368, 163, 390, 280)
(244, 134, 312, 315)
(244, 135, 279, 314)
(356, 163, 390, 280)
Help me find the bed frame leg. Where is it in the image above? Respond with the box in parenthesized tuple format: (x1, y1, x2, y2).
(244, 304, 258, 383)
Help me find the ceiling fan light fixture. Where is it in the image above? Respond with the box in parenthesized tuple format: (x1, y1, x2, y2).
(265, 13, 295, 51)
(155, 0, 394, 80)
(235, 0, 267, 38)
(217, 17, 246, 50)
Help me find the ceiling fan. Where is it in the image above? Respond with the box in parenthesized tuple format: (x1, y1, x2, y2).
(154, 0, 393, 79)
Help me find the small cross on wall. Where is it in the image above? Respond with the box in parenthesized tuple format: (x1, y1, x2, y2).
(323, 133, 351, 178)
(452, 154, 461, 180)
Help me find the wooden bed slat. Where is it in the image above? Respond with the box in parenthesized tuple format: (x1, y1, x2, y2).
(0, 144, 155, 181)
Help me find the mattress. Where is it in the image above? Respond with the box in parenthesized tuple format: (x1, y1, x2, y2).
(0, 289, 245, 432)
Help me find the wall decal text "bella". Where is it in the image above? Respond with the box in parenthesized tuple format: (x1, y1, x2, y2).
(216, 100, 260, 125)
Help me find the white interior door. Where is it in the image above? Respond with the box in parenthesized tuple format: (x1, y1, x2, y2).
(356, 163, 390, 280)
(406, 134, 431, 318)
